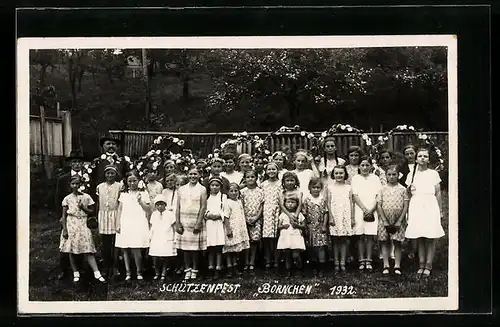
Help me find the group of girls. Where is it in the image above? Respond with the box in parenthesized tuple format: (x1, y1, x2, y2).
(58, 136, 445, 284)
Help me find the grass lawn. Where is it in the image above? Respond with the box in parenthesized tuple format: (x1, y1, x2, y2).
(27, 192, 449, 302)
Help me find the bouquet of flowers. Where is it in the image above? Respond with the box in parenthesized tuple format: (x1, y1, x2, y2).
(79, 153, 133, 192)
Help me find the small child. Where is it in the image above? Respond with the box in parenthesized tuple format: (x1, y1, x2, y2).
(277, 194, 306, 277)
(240, 169, 264, 271)
(280, 171, 303, 228)
(205, 177, 232, 279)
(203, 157, 230, 194)
(95, 165, 122, 279)
(327, 166, 355, 272)
(161, 172, 182, 275)
(115, 171, 152, 280)
(302, 177, 329, 276)
(377, 165, 409, 276)
(145, 171, 164, 211)
(223, 183, 250, 277)
(60, 175, 106, 284)
(149, 194, 177, 280)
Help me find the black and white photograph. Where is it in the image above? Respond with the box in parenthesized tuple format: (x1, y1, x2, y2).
(18, 35, 458, 313)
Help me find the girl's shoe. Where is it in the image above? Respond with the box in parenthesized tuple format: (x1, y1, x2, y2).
(73, 272, 80, 283)
(358, 260, 365, 271)
(393, 267, 402, 276)
(184, 269, 192, 280)
(125, 274, 132, 281)
(340, 263, 346, 272)
(382, 267, 390, 275)
(422, 268, 432, 278)
(190, 270, 198, 279)
(137, 274, 144, 280)
(94, 272, 106, 283)
(365, 260, 373, 272)
(153, 274, 160, 280)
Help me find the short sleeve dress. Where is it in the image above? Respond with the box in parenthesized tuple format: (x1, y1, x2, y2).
(175, 183, 207, 251)
(351, 174, 382, 236)
(327, 182, 354, 237)
(405, 169, 445, 239)
(302, 194, 329, 247)
(345, 165, 359, 185)
(292, 169, 315, 197)
(59, 192, 97, 254)
(377, 183, 409, 241)
(115, 191, 151, 249)
(223, 199, 250, 253)
(261, 179, 283, 238)
(149, 210, 177, 257)
(276, 213, 306, 250)
(96, 181, 121, 235)
(205, 192, 229, 247)
(240, 186, 264, 242)
(318, 157, 346, 179)
(221, 171, 243, 186)
(161, 188, 179, 218)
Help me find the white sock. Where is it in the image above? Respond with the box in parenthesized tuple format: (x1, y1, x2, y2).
(73, 271, 80, 277)
(94, 271, 102, 278)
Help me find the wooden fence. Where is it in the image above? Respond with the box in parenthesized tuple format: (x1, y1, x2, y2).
(30, 108, 72, 178)
(109, 130, 449, 159)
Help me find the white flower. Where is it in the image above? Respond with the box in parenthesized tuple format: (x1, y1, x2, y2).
(129, 164, 133, 169)
(265, 150, 270, 155)
(422, 134, 428, 140)
(214, 153, 219, 158)
(190, 159, 196, 164)
(83, 164, 89, 169)
(321, 131, 328, 138)
(366, 139, 372, 146)
(436, 149, 442, 156)
(347, 127, 353, 132)
(362, 134, 369, 140)
(139, 171, 143, 176)
(150, 157, 155, 161)
(137, 162, 143, 168)
(307, 133, 314, 139)
(124, 156, 130, 162)
(184, 166, 189, 171)
(340, 125, 346, 130)
(176, 159, 182, 164)
(100, 154, 107, 160)
(232, 133, 238, 137)
(402, 124, 407, 129)
(409, 126, 415, 130)
(155, 150, 161, 155)
(439, 159, 444, 163)
(138, 180, 145, 189)
(254, 135, 260, 140)
(345, 124, 351, 128)
(383, 136, 389, 141)
(153, 139, 159, 145)
(378, 136, 384, 141)
(87, 168, 92, 174)
(300, 131, 306, 137)
(178, 140, 185, 146)
(78, 186, 85, 192)
(396, 125, 402, 130)
(208, 154, 213, 159)
(241, 131, 248, 137)
(372, 159, 377, 165)
(173, 137, 179, 143)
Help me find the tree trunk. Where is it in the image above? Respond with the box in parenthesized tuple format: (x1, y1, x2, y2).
(39, 64, 48, 89)
(77, 68, 84, 92)
(142, 49, 151, 120)
(68, 58, 78, 109)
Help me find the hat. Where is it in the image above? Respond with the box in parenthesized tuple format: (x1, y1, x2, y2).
(99, 133, 122, 148)
(66, 149, 85, 161)
(154, 194, 168, 205)
(208, 176, 223, 186)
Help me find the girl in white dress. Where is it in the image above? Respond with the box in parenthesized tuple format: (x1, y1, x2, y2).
(205, 176, 232, 279)
(221, 153, 243, 186)
(116, 171, 152, 280)
(351, 156, 382, 272)
(405, 148, 445, 278)
(291, 150, 320, 198)
(149, 194, 177, 280)
(277, 194, 306, 277)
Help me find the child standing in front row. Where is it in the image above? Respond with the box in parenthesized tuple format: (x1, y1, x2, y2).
(328, 166, 355, 272)
(60, 176, 106, 283)
(175, 167, 207, 280)
(302, 177, 329, 276)
(404, 148, 445, 278)
(377, 165, 409, 276)
(261, 162, 283, 269)
(351, 156, 382, 272)
(240, 169, 264, 271)
(149, 194, 177, 280)
(161, 172, 182, 276)
(205, 176, 232, 279)
(223, 183, 250, 277)
(115, 171, 151, 280)
(277, 194, 307, 277)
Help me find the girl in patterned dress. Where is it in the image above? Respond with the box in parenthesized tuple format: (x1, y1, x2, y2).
(60, 175, 106, 284)
(149, 194, 177, 280)
(95, 165, 122, 279)
(405, 148, 445, 278)
(240, 169, 264, 271)
(377, 165, 409, 276)
(376, 150, 396, 260)
(302, 177, 329, 276)
(351, 156, 383, 272)
(328, 166, 355, 272)
(261, 162, 283, 269)
(223, 183, 250, 277)
(205, 176, 232, 279)
(115, 171, 152, 281)
(175, 167, 208, 280)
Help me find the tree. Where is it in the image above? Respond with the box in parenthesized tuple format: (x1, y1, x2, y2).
(30, 49, 58, 89)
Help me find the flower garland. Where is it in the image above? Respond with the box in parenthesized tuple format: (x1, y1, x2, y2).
(220, 131, 270, 159)
(134, 134, 194, 176)
(79, 153, 133, 192)
(368, 124, 446, 171)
